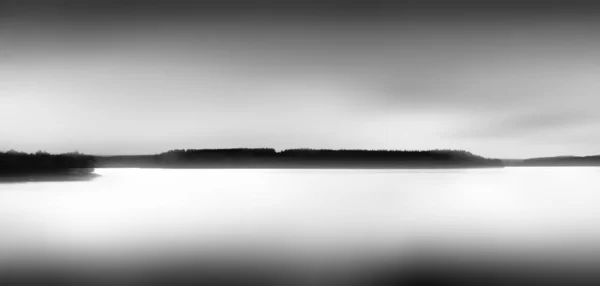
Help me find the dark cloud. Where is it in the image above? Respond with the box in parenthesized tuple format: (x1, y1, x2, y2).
(3, 0, 600, 22)
(4, 0, 600, 12)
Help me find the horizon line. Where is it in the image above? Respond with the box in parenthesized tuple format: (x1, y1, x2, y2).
(2, 147, 594, 160)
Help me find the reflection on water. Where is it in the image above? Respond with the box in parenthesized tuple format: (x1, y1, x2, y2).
(0, 172, 100, 183)
(1, 168, 600, 285)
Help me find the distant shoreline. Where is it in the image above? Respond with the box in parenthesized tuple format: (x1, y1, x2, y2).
(94, 165, 504, 169)
(95, 149, 504, 169)
(502, 155, 600, 167)
(4, 149, 600, 179)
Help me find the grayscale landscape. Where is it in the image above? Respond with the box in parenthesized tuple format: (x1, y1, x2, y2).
(3, 0, 600, 285)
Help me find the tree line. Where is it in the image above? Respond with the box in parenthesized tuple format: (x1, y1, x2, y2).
(97, 148, 504, 168)
(0, 150, 95, 175)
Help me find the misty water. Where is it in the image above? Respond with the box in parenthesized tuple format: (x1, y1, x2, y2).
(2, 167, 600, 266)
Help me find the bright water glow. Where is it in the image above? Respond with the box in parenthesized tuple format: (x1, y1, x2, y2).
(2, 168, 600, 263)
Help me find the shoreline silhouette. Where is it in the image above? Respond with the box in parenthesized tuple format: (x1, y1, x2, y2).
(95, 148, 504, 169)
(520, 155, 600, 166)
(0, 149, 502, 181)
(0, 151, 96, 182)
(5, 148, 600, 180)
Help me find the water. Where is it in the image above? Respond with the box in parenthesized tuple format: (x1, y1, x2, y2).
(2, 167, 600, 282)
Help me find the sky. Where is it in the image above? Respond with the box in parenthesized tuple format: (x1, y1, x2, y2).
(1, 0, 600, 158)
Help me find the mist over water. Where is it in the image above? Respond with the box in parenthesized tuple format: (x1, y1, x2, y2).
(2, 168, 600, 284)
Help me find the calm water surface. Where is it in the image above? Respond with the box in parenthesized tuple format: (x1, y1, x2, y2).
(2, 167, 600, 263)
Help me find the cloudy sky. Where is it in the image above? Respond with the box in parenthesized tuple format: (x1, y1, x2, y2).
(1, 0, 600, 158)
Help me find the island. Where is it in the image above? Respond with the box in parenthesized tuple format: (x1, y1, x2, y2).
(95, 148, 504, 169)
